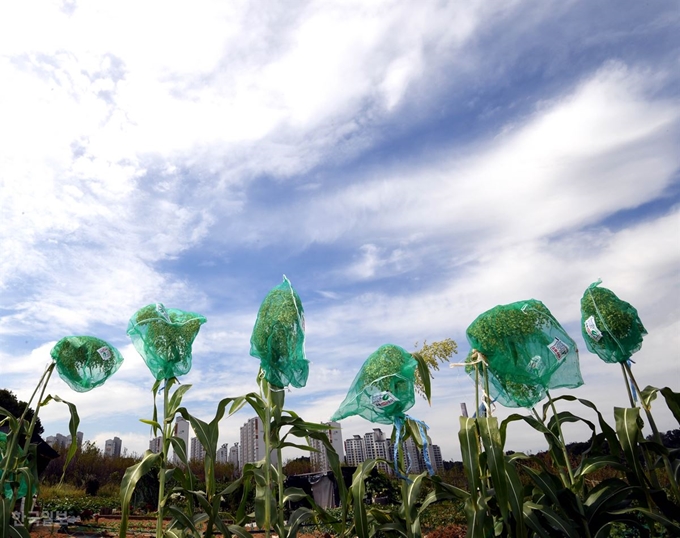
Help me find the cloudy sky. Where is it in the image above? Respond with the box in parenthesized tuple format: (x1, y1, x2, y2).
(1, 1, 678, 463)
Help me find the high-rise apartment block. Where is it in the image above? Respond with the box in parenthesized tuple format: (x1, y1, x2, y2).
(239, 417, 277, 469)
(228, 443, 239, 470)
(217, 443, 229, 464)
(104, 436, 122, 458)
(343, 430, 442, 474)
(149, 436, 162, 454)
(431, 444, 443, 473)
(46, 431, 83, 449)
(173, 417, 190, 463)
(363, 428, 392, 474)
(344, 435, 365, 466)
(190, 437, 206, 462)
(309, 421, 343, 472)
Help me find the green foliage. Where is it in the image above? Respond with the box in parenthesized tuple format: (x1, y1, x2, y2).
(580, 281, 647, 364)
(412, 339, 457, 399)
(38, 484, 120, 514)
(1, 362, 82, 537)
(250, 276, 308, 389)
(465, 299, 583, 409)
(455, 391, 680, 537)
(331, 344, 418, 425)
(50, 336, 124, 393)
(127, 303, 206, 380)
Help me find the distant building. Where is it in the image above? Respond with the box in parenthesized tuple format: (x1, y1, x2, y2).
(190, 437, 206, 462)
(309, 421, 343, 472)
(46, 431, 83, 450)
(173, 417, 190, 463)
(344, 435, 364, 466)
(228, 443, 239, 470)
(149, 436, 162, 454)
(403, 437, 423, 473)
(216, 443, 229, 464)
(364, 428, 392, 474)
(431, 444, 443, 473)
(104, 437, 122, 458)
(239, 417, 277, 469)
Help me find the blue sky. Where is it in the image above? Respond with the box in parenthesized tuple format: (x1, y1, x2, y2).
(1, 1, 678, 462)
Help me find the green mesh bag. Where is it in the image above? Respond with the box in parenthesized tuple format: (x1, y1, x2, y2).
(331, 344, 417, 425)
(127, 303, 206, 380)
(0, 432, 34, 500)
(50, 336, 124, 392)
(580, 280, 647, 364)
(250, 276, 308, 388)
(466, 299, 583, 408)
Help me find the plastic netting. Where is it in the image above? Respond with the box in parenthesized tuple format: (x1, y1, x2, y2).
(250, 276, 308, 388)
(465, 299, 583, 408)
(0, 432, 33, 500)
(331, 344, 417, 425)
(50, 336, 124, 392)
(127, 304, 206, 380)
(580, 280, 647, 364)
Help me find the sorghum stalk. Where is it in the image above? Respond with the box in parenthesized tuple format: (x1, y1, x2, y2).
(398, 441, 415, 538)
(2, 363, 54, 486)
(624, 362, 680, 502)
(156, 381, 172, 538)
(263, 376, 273, 538)
(547, 392, 592, 538)
(620, 364, 636, 408)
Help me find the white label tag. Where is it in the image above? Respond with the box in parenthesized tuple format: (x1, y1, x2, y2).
(547, 338, 569, 361)
(97, 346, 112, 361)
(371, 391, 398, 408)
(584, 316, 603, 341)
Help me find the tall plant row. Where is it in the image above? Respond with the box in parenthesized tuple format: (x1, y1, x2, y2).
(2, 277, 679, 538)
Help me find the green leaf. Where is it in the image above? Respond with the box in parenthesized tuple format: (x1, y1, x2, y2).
(413, 351, 432, 404)
(139, 418, 162, 430)
(283, 487, 309, 504)
(167, 383, 192, 418)
(576, 455, 627, 477)
(477, 417, 510, 523)
(287, 506, 314, 537)
(351, 459, 377, 538)
(523, 503, 553, 538)
(550, 395, 622, 459)
(584, 478, 639, 527)
(525, 501, 579, 538)
(167, 504, 198, 533)
(118, 450, 161, 537)
(504, 458, 527, 537)
(458, 416, 482, 497)
(660, 387, 680, 424)
(614, 407, 647, 489)
(40, 394, 80, 483)
(227, 524, 254, 538)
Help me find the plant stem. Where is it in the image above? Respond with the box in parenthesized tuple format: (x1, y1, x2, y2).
(274, 391, 286, 535)
(547, 392, 575, 487)
(624, 362, 680, 502)
(156, 381, 171, 538)
(2, 363, 55, 485)
(481, 356, 492, 418)
(474, 361, 480, 420)
(263, 378, 272, 538)
(22, 363, 54, 454)
(399, 441, 414, 538)
(620, 364, 636, 408)
(547, 392, 592, 538)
